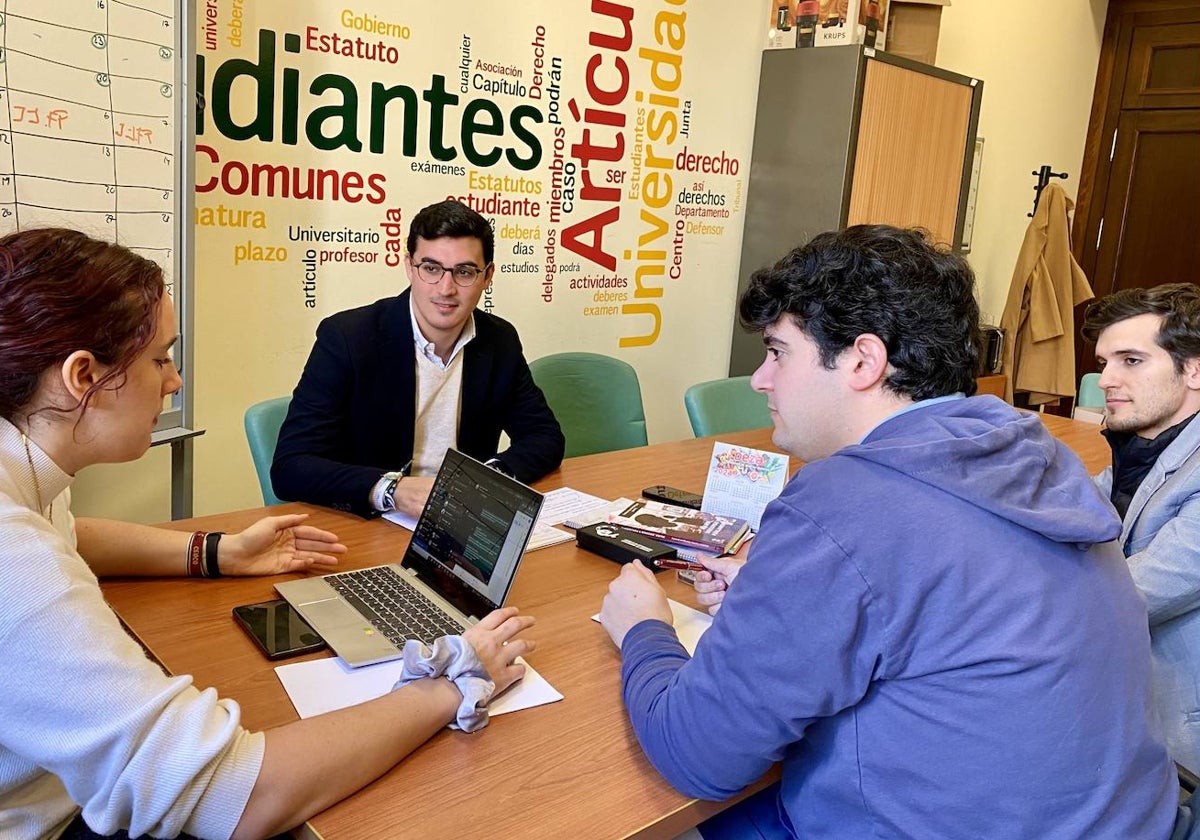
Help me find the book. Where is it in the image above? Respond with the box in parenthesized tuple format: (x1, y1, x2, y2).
(604, 499, 750, 554)
(701, 442, 789, 531)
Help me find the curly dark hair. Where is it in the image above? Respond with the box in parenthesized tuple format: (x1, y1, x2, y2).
(738, 225, 981, 400)
(406, 199, 494, 264)
(1080, 284, 1200, 374)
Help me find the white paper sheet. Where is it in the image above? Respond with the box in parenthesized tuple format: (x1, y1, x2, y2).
(276, 655, 562, 719)
(526, 522, 575, 551)
(382, 510, 418, 531)
(667, 599, 714, 654)
(593, 599, 713, 655)
(537, 487, 610, 525)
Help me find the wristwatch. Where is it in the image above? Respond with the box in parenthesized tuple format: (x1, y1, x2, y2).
(373, 460, 412, 512)
(484, 457, 514, 478)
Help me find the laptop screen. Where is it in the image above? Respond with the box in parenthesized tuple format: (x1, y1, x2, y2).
(403, 449, 544, 619)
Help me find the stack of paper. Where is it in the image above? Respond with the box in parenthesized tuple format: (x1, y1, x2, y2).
(526, 487, 612, 550)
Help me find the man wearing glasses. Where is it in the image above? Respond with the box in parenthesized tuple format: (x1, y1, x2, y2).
(273, 199, 564, 517)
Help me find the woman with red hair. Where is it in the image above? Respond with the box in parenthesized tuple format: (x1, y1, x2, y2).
(0, 229, 534, 840)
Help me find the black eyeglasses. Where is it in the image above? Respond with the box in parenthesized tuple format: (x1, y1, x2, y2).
(412, 259, 488, 287)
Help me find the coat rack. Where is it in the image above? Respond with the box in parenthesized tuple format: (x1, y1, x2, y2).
(1028, 165, 1068, 217)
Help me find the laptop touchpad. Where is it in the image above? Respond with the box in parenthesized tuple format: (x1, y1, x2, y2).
(300, 598, 366, 629)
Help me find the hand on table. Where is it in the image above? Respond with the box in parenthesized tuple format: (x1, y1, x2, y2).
(219, 514, 346, 576)
(599, 561, 674, 650)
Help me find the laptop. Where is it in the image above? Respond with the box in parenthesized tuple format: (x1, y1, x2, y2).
(276, 449, 545, 667)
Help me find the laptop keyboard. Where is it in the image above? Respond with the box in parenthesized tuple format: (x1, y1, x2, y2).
(327, 567, 465, 646)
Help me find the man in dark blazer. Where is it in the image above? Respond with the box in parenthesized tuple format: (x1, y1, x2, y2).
(272, 200, 564, 518)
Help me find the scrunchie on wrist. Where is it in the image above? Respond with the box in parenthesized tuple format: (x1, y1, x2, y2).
(392, 635, 495, 732)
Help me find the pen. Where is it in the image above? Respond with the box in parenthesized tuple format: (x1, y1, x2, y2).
(654, 558, 708, 572)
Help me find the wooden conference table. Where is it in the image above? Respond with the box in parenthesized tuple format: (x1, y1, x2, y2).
(100, 415, 1109, 840)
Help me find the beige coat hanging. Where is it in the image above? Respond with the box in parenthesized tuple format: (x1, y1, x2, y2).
(999, 183, 1094, 405)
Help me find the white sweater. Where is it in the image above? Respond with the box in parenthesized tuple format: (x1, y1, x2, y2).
(0, 418, 264, 839)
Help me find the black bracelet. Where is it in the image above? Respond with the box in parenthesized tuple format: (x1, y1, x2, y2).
(204, 532, 225, 578)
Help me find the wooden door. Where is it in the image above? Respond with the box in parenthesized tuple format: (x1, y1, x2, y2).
(1092, 108, 1200, 297)
(1074, 1, 1200, 381)
(1123, 20, 1200, 109)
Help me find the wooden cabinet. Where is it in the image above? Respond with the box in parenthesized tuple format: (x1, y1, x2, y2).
(729, 45, 982, 376)
(975, 374, 1006, 400)
(848, 59, 977, 242)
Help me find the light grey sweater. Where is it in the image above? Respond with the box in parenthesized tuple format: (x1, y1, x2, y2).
(0, 418, 264, 839)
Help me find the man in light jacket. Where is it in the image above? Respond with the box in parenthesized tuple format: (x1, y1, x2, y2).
(1083, 283, 1200, 774)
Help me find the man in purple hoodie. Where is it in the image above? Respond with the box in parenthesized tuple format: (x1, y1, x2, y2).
(599, 226, 1183, 839)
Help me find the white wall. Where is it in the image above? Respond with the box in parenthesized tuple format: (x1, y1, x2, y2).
(75, 0, 764, 522)
(935, 0, 1107, 323)
(71, 0, 1110, 524)
(72, 448, 172, 523)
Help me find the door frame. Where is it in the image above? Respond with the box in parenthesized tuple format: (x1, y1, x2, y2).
(1073, 0, 1200, 277)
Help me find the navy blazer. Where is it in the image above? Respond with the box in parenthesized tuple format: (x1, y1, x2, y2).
(272, 290, 564, 517)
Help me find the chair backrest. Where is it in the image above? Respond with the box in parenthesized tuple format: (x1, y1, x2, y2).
(529, 352, 647, 458)
(1077, 372, 1104, 409)
(684, 376, 771, 438)
(243, 396, 291, 506)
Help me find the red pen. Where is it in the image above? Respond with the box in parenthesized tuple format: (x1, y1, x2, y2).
(654, 558, 708, 572)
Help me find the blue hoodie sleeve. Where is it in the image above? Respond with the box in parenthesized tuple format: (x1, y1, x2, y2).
(618, 496, 885, 800)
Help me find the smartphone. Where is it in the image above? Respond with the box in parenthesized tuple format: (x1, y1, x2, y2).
(642, 485, 704, 510)
(232, 599, 327, 661)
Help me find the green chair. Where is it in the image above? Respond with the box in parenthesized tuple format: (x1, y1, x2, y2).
(1077, 372, 1104, 410)
(684, 376, 771, 437)
(243, 396, 291, 506)
(529, 352, 647, 458)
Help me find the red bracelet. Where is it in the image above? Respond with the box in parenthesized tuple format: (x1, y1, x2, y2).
(186, 531, 206, 578)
